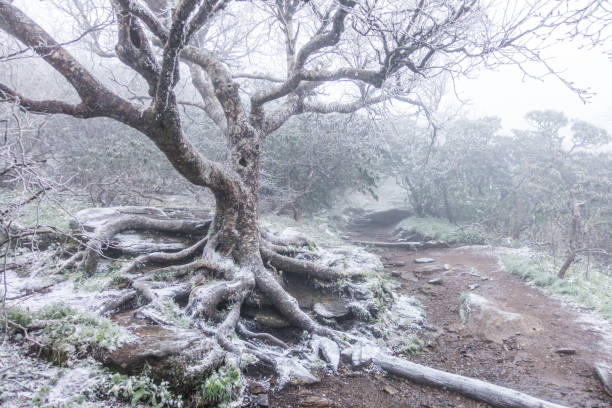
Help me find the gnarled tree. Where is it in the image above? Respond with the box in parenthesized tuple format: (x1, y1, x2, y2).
(0, 0, 602, 405)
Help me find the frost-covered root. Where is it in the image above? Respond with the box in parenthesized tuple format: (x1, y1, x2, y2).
(236, 322, 289, 349)
(120, 236, 208, 275)
(187, 264, 256, 321)
(251, 263, 344, 341)
(260, 245, 365, 281)
(133, 257, 230, 284)
(65, 215, 210, 275)
(261, 229, 312, 247)
(262, 241, 314, 257)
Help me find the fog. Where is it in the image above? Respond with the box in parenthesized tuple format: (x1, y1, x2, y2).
(1, 1, 611, 407)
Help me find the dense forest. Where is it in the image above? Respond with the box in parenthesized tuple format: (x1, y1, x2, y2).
(1, 1, 611, 407)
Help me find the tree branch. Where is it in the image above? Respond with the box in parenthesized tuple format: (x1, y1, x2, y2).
(0, 83, 93, 117)
(0, 1, 143, 125)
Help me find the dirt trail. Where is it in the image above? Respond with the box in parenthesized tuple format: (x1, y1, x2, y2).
(269, 232, 612, 407)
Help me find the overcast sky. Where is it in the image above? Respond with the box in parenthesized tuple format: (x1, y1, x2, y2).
(453, 36, 612, 136)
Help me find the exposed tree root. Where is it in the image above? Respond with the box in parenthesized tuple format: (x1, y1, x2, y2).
(120, 236, 208, 275)
(261, 245, 365, 281)
(64, 215, 210, 274)
(98, 290, 137, 315)
(43, 213, 572, 408)
(236, 322, 288, 349)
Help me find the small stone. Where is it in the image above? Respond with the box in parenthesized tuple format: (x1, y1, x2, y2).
(383, 385, 399, 395)
(400, 271, 419, 282)
(414, 257, 435, 264)
(301, 396, 333, 407)
(314, 335, 340, 371)
(313, 301, 349, 319)
(556, 348, 576, 355)
(468, 284, 479, 290)
(427, 278, 443, 285)
(253, 393, 269, 407)
(384, 261, 406, 267)
(248, 381, 267, 395)
(340, 346, 353, 363)
(444, 264, 451, 270)
(390, 270, 401, 277)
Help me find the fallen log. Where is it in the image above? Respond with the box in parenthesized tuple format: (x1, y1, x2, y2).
(373, 354, 569, 408)
(352, 240, 421, 250)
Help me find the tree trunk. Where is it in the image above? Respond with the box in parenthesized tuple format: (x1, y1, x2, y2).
(557, 191, 582, 278)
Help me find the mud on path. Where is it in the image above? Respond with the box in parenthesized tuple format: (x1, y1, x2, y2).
(269, 232, 612, 407)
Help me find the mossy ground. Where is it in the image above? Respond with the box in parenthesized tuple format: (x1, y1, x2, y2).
(396, 216, 486, 245)
(500, 251, 612, 321)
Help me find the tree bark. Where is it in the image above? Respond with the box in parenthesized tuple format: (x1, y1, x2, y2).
(557, 191, 582, 278)
(374, 354, 569, 408)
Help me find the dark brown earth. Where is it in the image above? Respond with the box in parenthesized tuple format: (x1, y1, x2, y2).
(266, 229, 612, 408)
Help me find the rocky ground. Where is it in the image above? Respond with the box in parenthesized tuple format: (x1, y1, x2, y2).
(269, 227, 612, 408)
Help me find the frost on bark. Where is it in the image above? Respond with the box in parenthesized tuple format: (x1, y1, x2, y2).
(0, 0, 592, 405)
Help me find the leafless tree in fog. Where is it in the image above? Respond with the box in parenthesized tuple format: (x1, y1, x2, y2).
(0, 1, 608, 403)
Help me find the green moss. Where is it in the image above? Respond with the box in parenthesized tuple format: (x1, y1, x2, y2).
(8, 303, 128, 364)
(200, 363, 242, 408)
(397, 216, 485, 244)
(160, 300, 190, 329)
(108, 372, 183, 408)
(396, 334, 424, 355)
(6, 306, 34, 327)
(500, 252, 612, 321)
(152, 270, 175, 282)
(33, 384, 51, 407)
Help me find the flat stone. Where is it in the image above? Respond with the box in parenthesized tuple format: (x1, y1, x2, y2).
(384, 261, 406, 267)
(252, 393, 269, 407)
(413, 265, 446, 275)
(427, 278, 443, 285)
(594, 362, 612, 396)
(300, 396, 333, 407)
(414, 257, 435, 264)
(468, 284, 480, 290)
(313, 301, 349, 319)
(383, 385, 399, 395)
(555, 348, 576, 355)
(400, 271, 419, 282)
